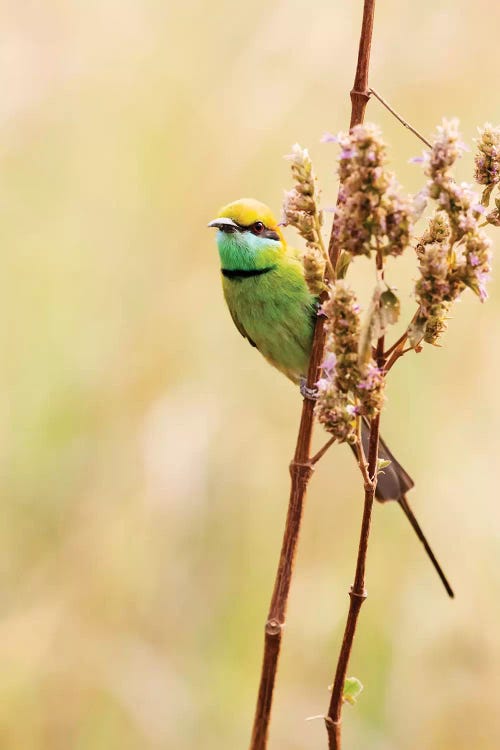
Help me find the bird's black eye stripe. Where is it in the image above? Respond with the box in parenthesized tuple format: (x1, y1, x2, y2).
(226, 220, 280, 241)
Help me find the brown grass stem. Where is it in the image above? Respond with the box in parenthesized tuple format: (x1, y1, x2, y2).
(325, 330, 384, 750)
(369, 87, 433, 148)
(311, 436, 337, 466)
(248, 3, 377, 748)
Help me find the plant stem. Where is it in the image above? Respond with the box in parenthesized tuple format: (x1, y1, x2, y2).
(384, 337, 419, 373)
(314, 210, 336, 280)
(311, 436, 337, 466)
(349, 1, 376, 129)
(248, 2, 377, 748)
(249, 420, 314, 750)
(248, 338, 319, 750)
(325, 241, 385, 750)
(354, 415, 370, 487)
(325, 331, 385, 750)
(384, 328, 409, 358)
(324, 415, 380, 750)
(369, 88, 432, 148)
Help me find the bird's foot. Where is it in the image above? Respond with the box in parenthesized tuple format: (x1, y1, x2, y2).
(300, 378, 318, 401)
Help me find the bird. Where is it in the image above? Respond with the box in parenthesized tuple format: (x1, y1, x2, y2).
(208, 197, 454, 598)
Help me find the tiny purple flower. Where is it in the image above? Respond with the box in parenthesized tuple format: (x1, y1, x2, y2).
(316, 377, 331, 392)
(321, 132, 338, 143)
(321, 352, 337, 373)
(409, 153, 429, 165)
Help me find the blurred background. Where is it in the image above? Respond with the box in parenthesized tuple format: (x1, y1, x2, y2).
(1, 1, 499, 748)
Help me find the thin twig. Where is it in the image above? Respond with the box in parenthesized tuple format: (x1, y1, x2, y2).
(248, 406, 314, 750)
(369, 87, 432, 148)
(325, 412, 381, 750)
(325, 245, 385, 750)
(354, 415, 371, 487)
(314, 209, 336, 280)
(384, 328, 409, 358)
(247, 2, 377, 747)
(384, 341, 418, 373)
(311, 436, 337, 466)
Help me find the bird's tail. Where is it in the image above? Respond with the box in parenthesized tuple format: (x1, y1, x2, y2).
(355, 421, 454, 598)
(397, 494, 454, 598)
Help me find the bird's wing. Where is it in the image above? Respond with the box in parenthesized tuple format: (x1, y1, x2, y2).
(228, 306, 257, 348)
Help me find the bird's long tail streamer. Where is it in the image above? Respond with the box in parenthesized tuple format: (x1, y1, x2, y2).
(355, 422, 454, 598)
(397, 494, 454, 598)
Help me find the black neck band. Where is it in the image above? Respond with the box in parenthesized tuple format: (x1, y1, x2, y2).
(221, 266, 276, 279)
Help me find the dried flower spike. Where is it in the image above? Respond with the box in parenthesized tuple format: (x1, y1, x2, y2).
(411, 119, 496, 346)
(427, 118, 463, 182)
(282, 144, 333, 290)
(316, 281, 384, 443)
(423, 119, 481, 243)
(486, 197, 500, 227)
(414, 212, 456, 344)
(474, 123, 500, 206)
(331, 124, 414, 259)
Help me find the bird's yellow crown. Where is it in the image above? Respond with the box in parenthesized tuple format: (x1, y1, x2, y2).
(217, 198, 283, 238)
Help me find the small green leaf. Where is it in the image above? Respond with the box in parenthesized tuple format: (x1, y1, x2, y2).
(462, 275, 482, 297)
(380, 288, 400, 327)
(343, 676, 364, 705)
(377, 458, 391, 473)
(407, 315, 427, 347)
(481, 183, 495, 207)
(336, 251, 352, 280)
(358, 286, 382, 368)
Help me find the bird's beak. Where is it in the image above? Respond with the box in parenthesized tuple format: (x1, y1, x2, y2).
(207, 217, 239, 231)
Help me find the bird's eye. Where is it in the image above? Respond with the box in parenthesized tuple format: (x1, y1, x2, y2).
(253, 221, 265, 234)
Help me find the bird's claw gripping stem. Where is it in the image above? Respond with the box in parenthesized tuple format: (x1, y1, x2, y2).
(300, 378, 318, 401)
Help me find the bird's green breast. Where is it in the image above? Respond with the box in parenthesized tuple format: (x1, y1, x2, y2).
(222, 252, 316, 383)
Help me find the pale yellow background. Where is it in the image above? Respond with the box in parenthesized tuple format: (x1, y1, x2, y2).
(1, 1, 499, 749)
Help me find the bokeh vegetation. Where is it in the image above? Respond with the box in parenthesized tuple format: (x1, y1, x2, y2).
(1, 2, 500, 748)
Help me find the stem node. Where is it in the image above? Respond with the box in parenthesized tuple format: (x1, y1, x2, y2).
(288, 460, 314, 480)
(349, 587, 368, 602)
(324, 716, 340, 728)
(350, 88, 371, 101)
(265, 619, 283, 637)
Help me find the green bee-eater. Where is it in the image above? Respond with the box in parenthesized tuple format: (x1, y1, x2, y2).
(209, 198, 453, 597)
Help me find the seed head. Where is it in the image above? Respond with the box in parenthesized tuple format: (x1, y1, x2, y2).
(282, 143, 331, 291)
(331, 124, 413, 258)
(474, 123, 500, 206)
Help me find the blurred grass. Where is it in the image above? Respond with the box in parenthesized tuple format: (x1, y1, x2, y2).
(0, 1, 500, 748)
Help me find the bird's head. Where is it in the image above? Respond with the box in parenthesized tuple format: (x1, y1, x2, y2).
(208, 199, 286, 270)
